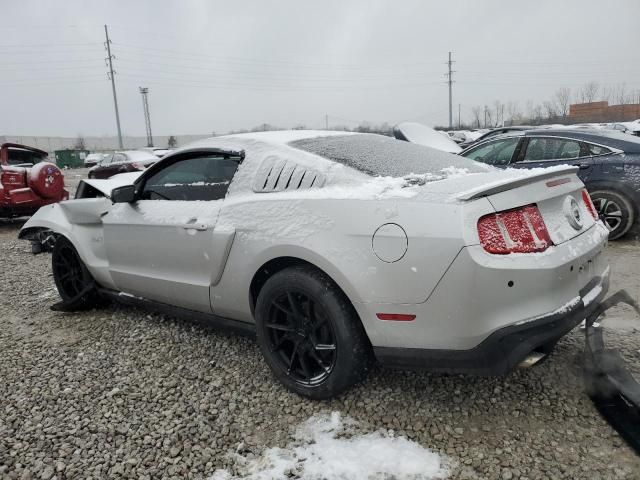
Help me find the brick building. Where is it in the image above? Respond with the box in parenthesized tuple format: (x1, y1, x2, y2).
(569, 101, 640, 122)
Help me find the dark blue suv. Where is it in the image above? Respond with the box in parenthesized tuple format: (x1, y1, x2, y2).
(460, 129, 640, 239)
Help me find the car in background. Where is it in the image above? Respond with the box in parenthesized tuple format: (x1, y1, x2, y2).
(84, 153, 104, 167)
(393, 122, 462, 153)
(460, 126, 536, 148)
(0, 142, 68, 217)
(460, 129, 640, 239)
(87, 150, 158, 179)
(20, 131, 609, 398)
(140, 147, 173, 158)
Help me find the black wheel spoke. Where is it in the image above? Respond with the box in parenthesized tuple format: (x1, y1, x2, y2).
(265, 322, 295, 333)
(271, 334, 289, 353)
(287, 292, 304, 318)
(272, 300, 294, 317)
(298, 351, 313, 380)
(309, 349, 331, 373)
(287, 340, 301, 374)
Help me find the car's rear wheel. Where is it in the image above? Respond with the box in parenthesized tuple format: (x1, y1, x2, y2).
(52, 237, 102, 310)
(255, 266, 371, 399)
(590, 190, 634, 240)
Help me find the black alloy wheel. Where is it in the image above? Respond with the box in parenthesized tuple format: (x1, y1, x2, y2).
(255, 266, 372, 399)
(52, 236, 101, 309)
(265, 290, 337, 386)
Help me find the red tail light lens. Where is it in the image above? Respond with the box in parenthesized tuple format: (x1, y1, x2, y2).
(478, 204, 553, 254)
(581, 189, 598, 219)
(131, 162, 144, 170)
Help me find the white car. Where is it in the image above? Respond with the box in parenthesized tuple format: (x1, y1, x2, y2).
(20, 131, 610, 399)
(83, 153, 104, 167)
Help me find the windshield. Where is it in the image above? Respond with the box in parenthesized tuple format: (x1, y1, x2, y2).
(289, 134, 487, 177)
(6, 147, 47, 166)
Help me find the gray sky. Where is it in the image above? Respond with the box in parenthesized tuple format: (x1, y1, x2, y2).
(3, 0, 640, 137)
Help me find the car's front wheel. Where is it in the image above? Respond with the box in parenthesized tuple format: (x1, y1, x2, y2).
(255, 265, 372, 399)
(590, 190, 635, 240)
(52, 237, 103, 310)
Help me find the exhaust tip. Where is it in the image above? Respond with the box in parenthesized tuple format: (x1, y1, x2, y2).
(518, 351, 548, 369)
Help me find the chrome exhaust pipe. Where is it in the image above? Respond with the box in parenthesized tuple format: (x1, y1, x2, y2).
(518, 351, 548, 369)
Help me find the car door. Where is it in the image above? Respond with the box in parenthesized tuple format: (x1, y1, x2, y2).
(460, 136, 523, 168)
(511, 136, 595, 182)
(102, 150, 242, 312)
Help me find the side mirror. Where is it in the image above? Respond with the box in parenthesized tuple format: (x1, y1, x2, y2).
(111, 185, 137, 203)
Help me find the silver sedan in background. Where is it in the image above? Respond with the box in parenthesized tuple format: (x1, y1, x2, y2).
(20, 131, 609, 398)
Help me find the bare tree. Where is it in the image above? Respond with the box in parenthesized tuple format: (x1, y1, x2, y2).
(543, 101, 558, 119)
(485, 106, 493, 128)
(493, 100, 504, 127)
(471, 106, 482, 128)
(553, 87, 571, 117)
(505, 101, 521, 126)
(615, 83, 628, 104)
(74, 135, 86, 150)
(580, 81, 600, 103)
(532, 104, 544, 124)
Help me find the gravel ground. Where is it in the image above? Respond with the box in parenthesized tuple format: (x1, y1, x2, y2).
(1, 171, 640, 479)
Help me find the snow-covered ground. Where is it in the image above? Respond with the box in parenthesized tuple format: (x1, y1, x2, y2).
(210, 412, 449, 480)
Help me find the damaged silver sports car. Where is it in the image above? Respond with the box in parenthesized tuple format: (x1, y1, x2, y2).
(20, 131, 610, 399)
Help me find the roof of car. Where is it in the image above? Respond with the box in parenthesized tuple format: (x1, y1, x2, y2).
(467, 128, 640, 154)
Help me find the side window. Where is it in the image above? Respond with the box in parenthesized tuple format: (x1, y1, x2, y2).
(463, 137, 519, 166)
(585, 143, 612, 156)
(100, 154, 113, 165)
(141, 154, 240, 201)
(523, 137, 581, 161)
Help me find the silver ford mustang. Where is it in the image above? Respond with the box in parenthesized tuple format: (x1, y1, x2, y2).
(20, 131, 610, 399)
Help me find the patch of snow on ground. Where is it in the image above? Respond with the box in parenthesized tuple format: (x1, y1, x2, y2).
(209, 412, 449, 480)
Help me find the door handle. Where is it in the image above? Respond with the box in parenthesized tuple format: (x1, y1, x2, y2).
(180, 217, 209, 231)
(573, 162, 590, 170)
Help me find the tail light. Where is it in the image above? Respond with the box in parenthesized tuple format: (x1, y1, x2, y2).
(581, 189, 598, 220)
(478, 204, 553, 254)
(131, 162, 145, 170)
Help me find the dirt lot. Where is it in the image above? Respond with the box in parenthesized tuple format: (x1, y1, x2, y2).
(1, 170, 640, 479)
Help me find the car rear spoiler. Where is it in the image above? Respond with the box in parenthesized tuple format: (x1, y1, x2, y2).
(585, 290, 640, 454)
(456, 166, 579, 201)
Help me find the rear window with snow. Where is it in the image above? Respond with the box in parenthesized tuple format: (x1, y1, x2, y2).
(289, 134, 487, 177)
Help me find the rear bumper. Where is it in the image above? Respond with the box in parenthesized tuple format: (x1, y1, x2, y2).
(374, 270, 609, 375)
(0, 188, 68, 216)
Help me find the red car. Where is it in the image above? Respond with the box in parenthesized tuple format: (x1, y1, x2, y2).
(0, 143, 68, 217)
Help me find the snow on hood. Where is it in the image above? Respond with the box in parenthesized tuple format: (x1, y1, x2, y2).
(80, 171, 142, 197)
(393, 122, 462, 153)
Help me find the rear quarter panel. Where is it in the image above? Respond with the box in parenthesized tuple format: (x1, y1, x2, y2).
(210, 194, 495, 322)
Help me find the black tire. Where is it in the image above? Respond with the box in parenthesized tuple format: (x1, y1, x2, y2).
(52, 236, 103, 310)
(255, 266, 372, 399)
(590, 190, 635, 240)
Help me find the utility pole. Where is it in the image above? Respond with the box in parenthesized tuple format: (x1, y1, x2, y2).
(446, 52, 455, 129)
(325, 114, 329, 130)
(139, 87, 153, 147)
(104, 25, 123, 149)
